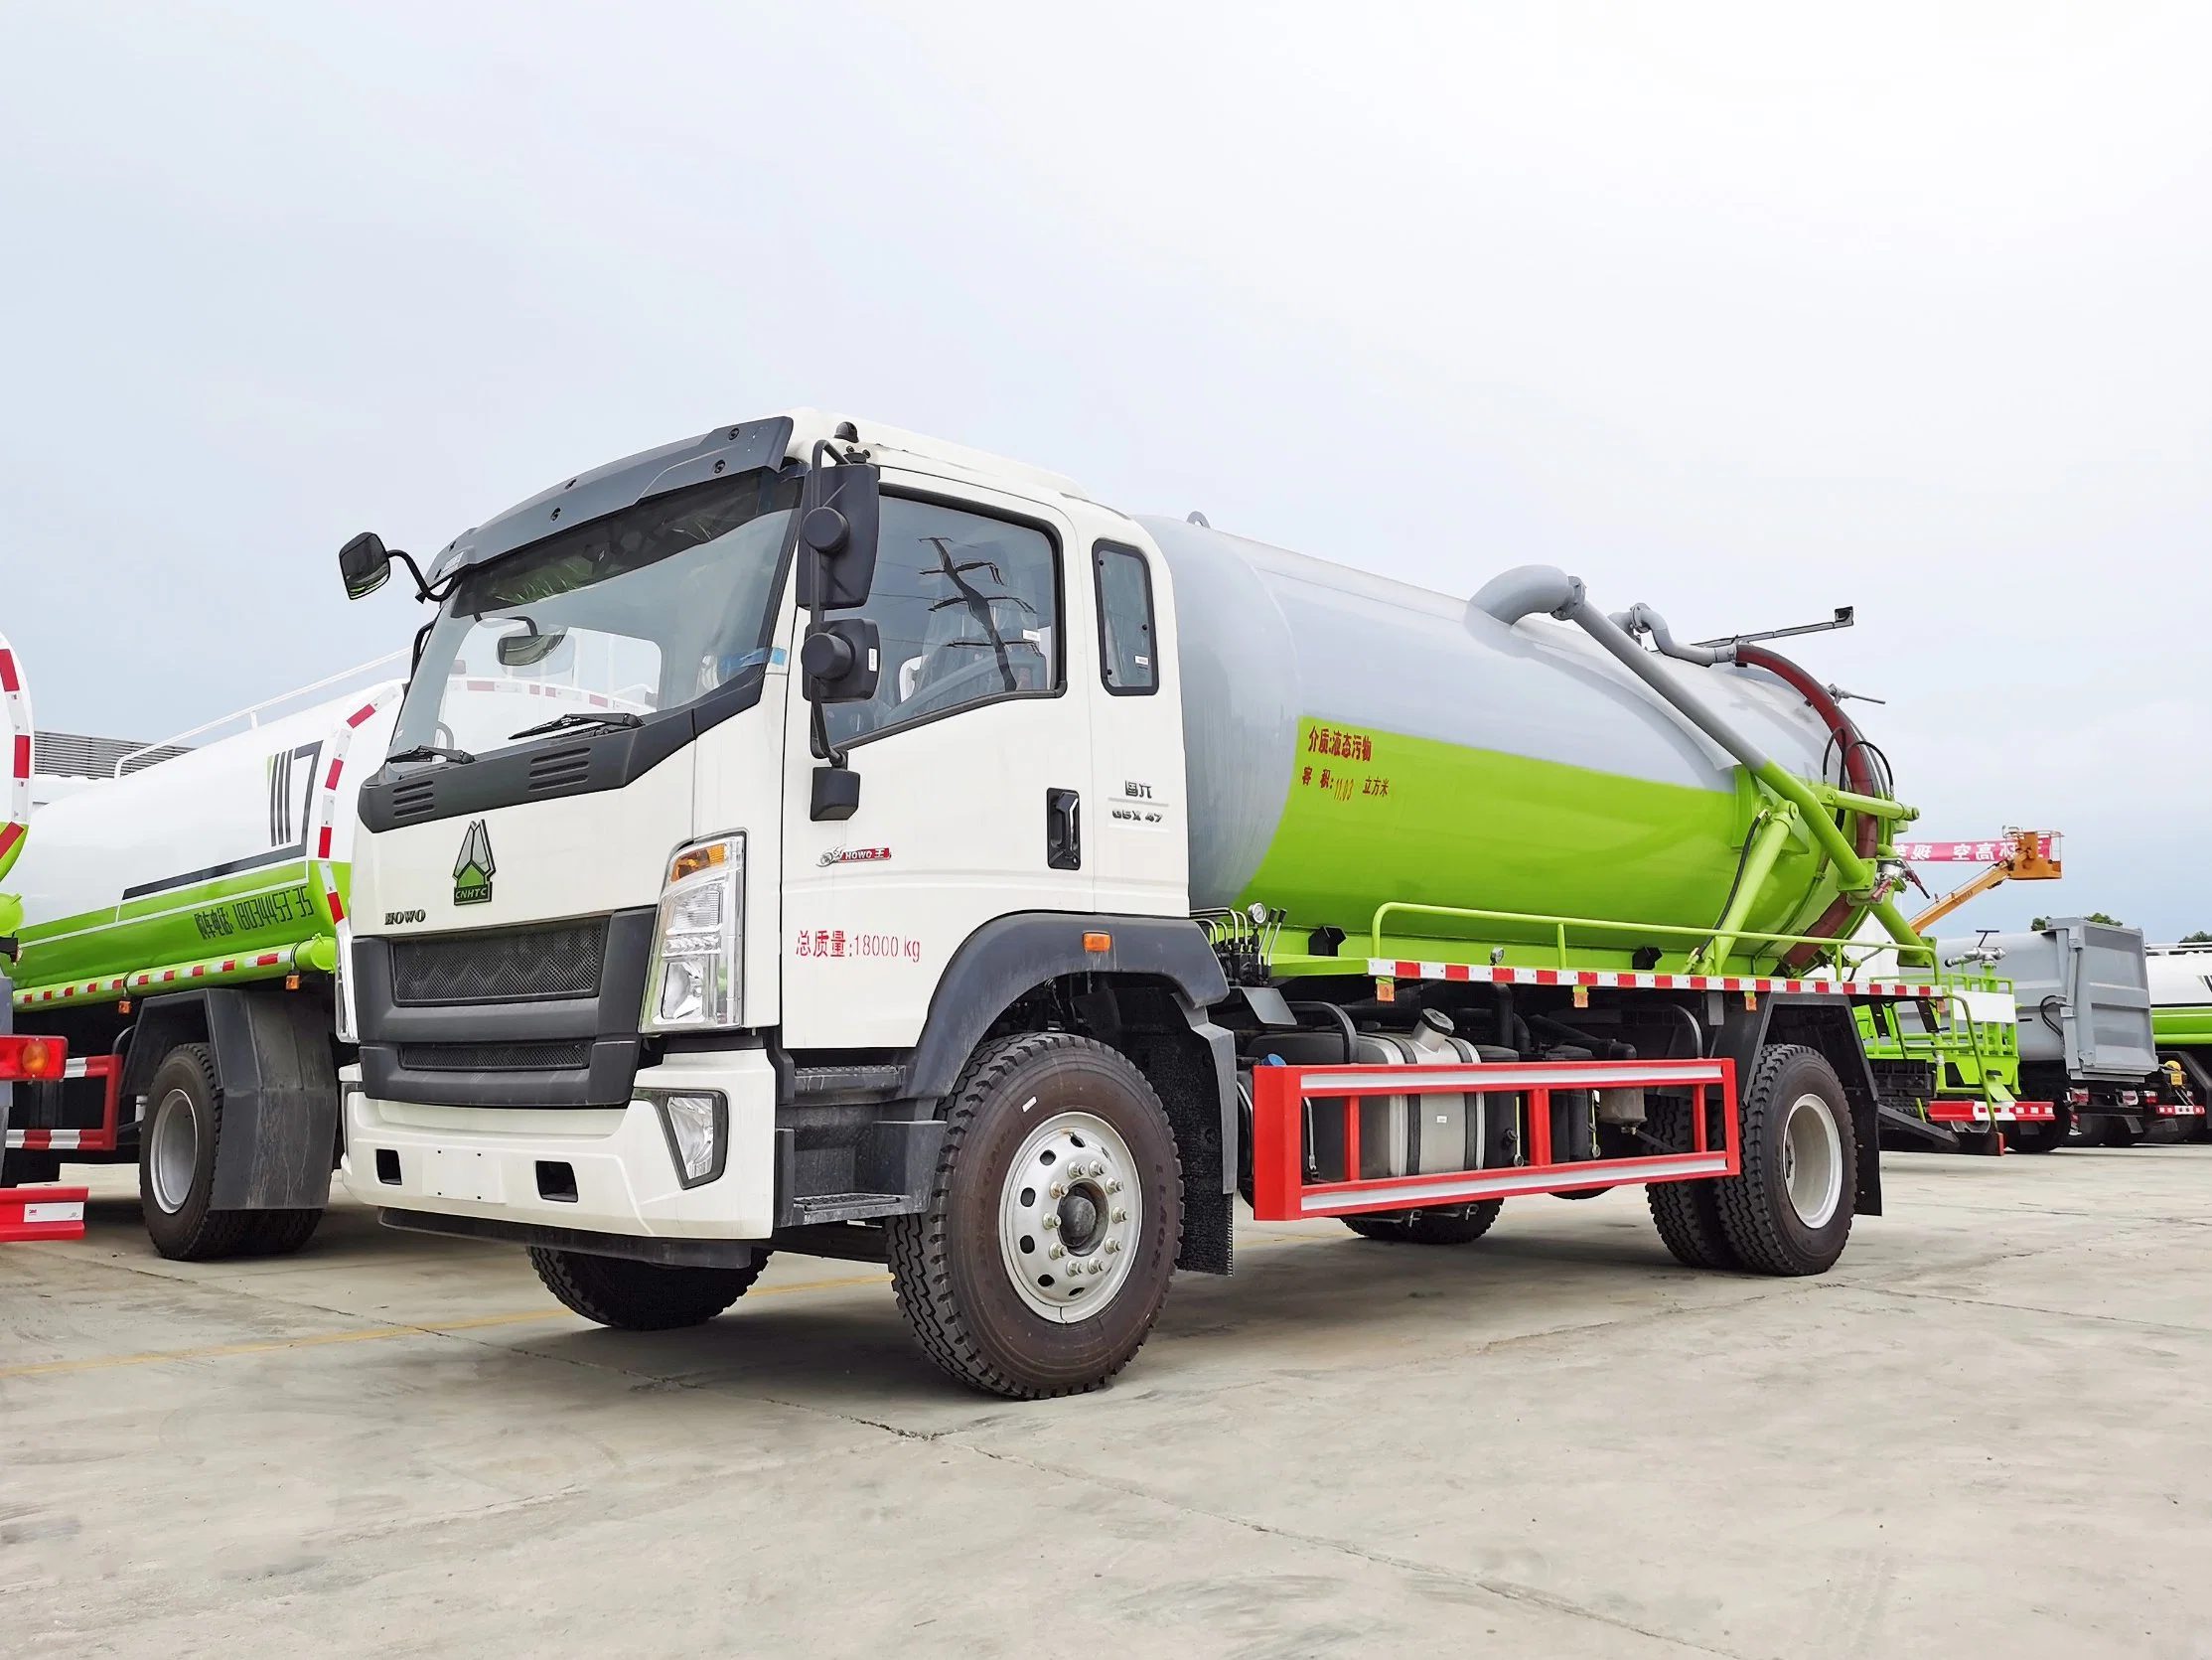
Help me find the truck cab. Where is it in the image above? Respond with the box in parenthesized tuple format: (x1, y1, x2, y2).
(343, 414, 1224, 1386)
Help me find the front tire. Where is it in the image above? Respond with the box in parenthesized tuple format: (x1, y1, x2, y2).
(1712, 1045, 1856, 1277)
(529, 1247, 769, 1329)
(887, 1032, 1181, 1400)
(1342, 1200, 1503, 1245)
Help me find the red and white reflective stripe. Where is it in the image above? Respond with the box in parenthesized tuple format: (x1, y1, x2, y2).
(13, 950, 290, 1007)
(308, 688, 397, 928)
(6, 1128, 92, 1150)
(2155, 1103, 2207, 1117)
(1368, 960, 1943, 998)
(0, 629, 32, 874)
(0, 1184, 87, 1242)
(1926, 1099, 2054, 1125)
(1897, 836, 2057, 863)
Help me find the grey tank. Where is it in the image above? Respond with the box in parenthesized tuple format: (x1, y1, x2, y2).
(1939, 919, 2157, 1078)
(1138, 516, 1849, 924)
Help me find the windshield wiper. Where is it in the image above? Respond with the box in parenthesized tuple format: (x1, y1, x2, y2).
(510, 710, 645, 741)
(386, 743, 476, 765)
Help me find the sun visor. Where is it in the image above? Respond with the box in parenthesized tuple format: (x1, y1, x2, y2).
(427, 416, 797, 583)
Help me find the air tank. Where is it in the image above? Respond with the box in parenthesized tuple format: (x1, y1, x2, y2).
(9, 686, 402, 1003)
(1142, 516, 1858, 955)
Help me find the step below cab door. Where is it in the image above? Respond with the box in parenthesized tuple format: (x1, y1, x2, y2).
(780, 478, 1094, 1050)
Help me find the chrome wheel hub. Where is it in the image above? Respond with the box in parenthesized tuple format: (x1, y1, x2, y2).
(1780, 1091, 1843, 1229)
(997, 1110, 1140, 1322)
(148, 1086, 200, 1215)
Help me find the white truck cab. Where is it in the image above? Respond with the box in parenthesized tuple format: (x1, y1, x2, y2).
(342, 413, 1223, 1392)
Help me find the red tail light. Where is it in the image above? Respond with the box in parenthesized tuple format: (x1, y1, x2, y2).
(0, 1035, 67, 1081)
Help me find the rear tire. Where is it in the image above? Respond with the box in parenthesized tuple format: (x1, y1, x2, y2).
(1648, 1180, 1740, 1269)
(1713, 1045, 1856, 1277)
(886, 1031, 1181, 1400)
(2, 1149, 64, 1187)
(2005, 1115, 2067, 1154)
(1341, 1200, 1503, 1245)
(138, 1044, 258, 1261)
(240, 1208, 324, 1255)
(1645, 1094, 1739, 1270)
(529, 1247, 769, 1329)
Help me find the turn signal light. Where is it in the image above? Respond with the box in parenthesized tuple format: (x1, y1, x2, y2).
(0, 1035, 67, 1081)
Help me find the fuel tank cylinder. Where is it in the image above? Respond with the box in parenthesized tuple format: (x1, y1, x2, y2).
(1142, 516, 1853, 949)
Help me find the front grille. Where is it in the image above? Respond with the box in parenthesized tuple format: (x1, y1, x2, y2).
(390, 919, 608, 1005)
(397, 1041, 594, 1072)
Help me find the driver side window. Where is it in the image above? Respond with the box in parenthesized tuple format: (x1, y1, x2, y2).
(821, 497, 1061, 748)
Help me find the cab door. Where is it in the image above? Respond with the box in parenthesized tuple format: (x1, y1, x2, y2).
(780, 478, 1093, 1050)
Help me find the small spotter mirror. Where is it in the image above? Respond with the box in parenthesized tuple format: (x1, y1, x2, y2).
(339, 531, 393, 600)
(497, 620, 570, 669)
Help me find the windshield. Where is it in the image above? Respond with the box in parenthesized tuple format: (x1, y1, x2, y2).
(392, 471, 798, 758)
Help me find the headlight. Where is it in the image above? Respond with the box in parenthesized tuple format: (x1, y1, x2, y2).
(642, 833, 745, 1031)
(647, 1090, 727, 1187)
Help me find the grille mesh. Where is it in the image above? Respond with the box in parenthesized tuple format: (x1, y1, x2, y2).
(390, 920, 607, 1005)
(397, 1041, 594, 1072)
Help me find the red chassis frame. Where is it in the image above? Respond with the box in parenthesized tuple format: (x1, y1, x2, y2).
(1250, 1057, 1739, 1222)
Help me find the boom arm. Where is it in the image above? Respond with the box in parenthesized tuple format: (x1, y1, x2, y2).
(1906, 830, 2062, 934)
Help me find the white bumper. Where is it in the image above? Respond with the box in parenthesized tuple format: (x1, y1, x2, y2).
(340, 1050, 778, 1240)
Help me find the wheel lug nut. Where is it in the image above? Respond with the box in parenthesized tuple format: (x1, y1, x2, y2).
(1043, 1215, 1059, 1230)
(1087, 1260, 1105, 1275)
(1048, 1244, 1065, 1260)
(1111, 1208, 1127, 1224)
(1105, 1178, 1120, 1194)
(1049, 1182, 1066, 1200)
(1104, 1238, 1121, 1255)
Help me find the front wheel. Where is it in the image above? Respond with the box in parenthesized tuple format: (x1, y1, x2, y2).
(529, 1247, 769, 1329)
(1712, 1045, 1856, 1276)
(886, 1032, 1181, 1400)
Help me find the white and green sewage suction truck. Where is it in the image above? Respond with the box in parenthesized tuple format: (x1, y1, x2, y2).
(6, 412, 1972, 1397)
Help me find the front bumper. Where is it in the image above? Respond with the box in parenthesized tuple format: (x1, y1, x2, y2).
(340, 1049, 778, 1241)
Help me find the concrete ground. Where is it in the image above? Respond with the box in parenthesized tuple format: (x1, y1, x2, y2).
(3, 1147, 2210, 1660)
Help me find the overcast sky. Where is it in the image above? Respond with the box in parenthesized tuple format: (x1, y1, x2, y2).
(3, 3, 2207, 935)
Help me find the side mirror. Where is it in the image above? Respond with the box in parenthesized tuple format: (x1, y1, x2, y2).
(794, 464, 880, 610)
(340, 531, 393, 600)
(801, 619, 881, 703)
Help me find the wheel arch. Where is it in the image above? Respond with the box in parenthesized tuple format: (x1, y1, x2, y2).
(1713, 992, 1883, 1219)
(121, 984, 340, 1211)
(906, 913, 1237, 1274)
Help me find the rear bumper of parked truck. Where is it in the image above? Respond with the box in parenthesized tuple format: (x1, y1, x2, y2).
(341, 1051, 780, 1256)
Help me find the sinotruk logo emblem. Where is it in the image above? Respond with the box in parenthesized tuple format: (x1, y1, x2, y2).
(453, 820, 496, 906)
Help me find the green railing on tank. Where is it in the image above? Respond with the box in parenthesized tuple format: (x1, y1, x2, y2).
(1358, 900, 1926, 979)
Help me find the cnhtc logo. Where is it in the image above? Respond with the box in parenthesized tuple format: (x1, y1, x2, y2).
(453, 820, 496, 906)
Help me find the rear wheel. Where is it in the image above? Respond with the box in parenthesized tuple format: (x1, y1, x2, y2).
(1342, 1201, 1503, 1245)
(1, 1148, 64, 1187)
(887, 1031, 1181, 1400)
(1713, 1045, 1856, 1277)
(529, 1247, 769, 1329)
(138, 1044, 259, 1261)
(1645, 1094, 1739, 1270)
(240, 1208, 324, 1255)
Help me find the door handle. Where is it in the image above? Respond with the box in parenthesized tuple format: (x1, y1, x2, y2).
(1046, 788, 1082, 871)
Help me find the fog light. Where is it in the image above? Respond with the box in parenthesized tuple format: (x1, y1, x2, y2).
(651, 1091, 727, 1188)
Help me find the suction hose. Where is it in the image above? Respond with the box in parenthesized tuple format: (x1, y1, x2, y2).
(1470, 566, 1922, 963)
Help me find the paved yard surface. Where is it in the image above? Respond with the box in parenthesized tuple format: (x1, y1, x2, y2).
(4, 1146, 2210, 1658)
